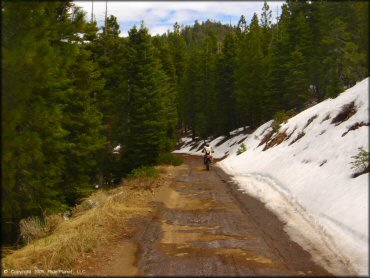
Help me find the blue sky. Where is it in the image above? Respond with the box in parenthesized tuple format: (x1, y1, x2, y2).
(74, 1, 284, 37)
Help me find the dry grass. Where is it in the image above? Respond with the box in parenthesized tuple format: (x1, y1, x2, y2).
(19, 215, 64, 244)
(263, 131, 288, 151)
(303, 115, 318, 130)
(289, 132, 306, 146)
(258, 129, 275, 148)
(19, 217, 48, 244)
(331, 101, 357, 126)
(2, 165, 173, 272)
(341, 121, 370, 137)
(285, 128, 297, 142)
(320, 114, 331, 123)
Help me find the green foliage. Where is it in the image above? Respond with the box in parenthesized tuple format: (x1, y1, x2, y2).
(237, 143, 248, 155)
(157, 153, 184, 166)
(272, 110, 297, 131)
(350, 147, 369, 172)
(215, 32, 238, 135)
(124, 25, 170, 171)
(235, 13, 268, 129)
(127, 166, 159, 179)
(162, 2, 368, 136)
(2, 1, 105, 243)
(60, 39, 106, 205)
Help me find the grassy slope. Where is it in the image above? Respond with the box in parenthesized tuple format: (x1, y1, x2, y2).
(2, 166, 174, 271)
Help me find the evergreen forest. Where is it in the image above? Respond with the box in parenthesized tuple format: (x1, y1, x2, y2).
(2, 1, 368, 244)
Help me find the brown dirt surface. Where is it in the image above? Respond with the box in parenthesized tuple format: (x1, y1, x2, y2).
(80, 155, 332, 276)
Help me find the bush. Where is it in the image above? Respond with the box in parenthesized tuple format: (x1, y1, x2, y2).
(350, 147, 369, 173)
(272, 109, 297, 131)
(237, 143, 247, 155)
(158, 152, 184, 165)
(44, 214, 63, 234)
(19, 217, 47, 243)
(331, 101, 356, 126)
(157, 152, 183, 166)
(19, 214, 63, 243)
(127, 166, 159, 179)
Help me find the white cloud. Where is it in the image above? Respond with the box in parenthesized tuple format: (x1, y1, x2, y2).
(74, 1, 284, 36)
(147, 24, 172, 36)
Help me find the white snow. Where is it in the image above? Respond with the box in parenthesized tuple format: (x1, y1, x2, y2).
(113, 144, 121, 154)
(174, 78, 369, 276)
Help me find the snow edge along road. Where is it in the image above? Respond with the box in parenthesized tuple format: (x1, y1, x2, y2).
(219, 167, 358, 276)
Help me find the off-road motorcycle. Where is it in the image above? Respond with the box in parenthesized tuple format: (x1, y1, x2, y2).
(204, 154, 213, 171)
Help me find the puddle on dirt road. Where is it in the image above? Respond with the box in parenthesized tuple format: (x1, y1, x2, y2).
(159, 220, 284, 270)
(160, 243, 284, 270)
(195, 165, 211, 171)
(161, 220, 248, 244)
(153, 167, 289, 273)
(139, 157, 332, 276)
(161, 186, 215, 211)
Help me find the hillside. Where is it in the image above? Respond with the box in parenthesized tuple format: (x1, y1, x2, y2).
(1, 166, 175, 275)
(174, 78, 369, 275)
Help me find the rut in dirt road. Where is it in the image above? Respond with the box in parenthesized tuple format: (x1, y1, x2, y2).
(132, 155, 332, 276)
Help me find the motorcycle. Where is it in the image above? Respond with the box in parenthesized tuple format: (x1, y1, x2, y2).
(204, 154, 213, 171)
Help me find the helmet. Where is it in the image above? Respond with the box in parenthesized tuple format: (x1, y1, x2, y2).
(205, 143, 210, 147)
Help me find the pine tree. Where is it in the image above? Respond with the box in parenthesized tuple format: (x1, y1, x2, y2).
(237, 15, 248, 34)
(354, 1, 369, 79)
(260, 0, 272, 56)
(322, 17, 364, 97)
(284, 49, 311, 110)
(355, 2, 369, 63)
(2, 2, 77, 242)
(168, 24, 188, 131)
(87, 15, 129, 184)
(124, 24, 169, 170)
(152, 36, 179, 150)
(235, 13, 265, 128)
(306, 1, 326, 102)
(202, 32, 219, 136)
(183, 47, 207, 139)
(268, 4, 291, 113)
(60, 42, 106, 204)
(284, 11, 313, 109)
(215, 32, 238, 135)
(2, 1, 109, 243)
(94, 16, 127, 149)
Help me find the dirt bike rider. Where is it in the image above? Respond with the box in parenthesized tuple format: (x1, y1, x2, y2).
(202, 143, 214, 164)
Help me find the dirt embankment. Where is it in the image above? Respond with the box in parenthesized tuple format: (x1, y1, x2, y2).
(83, 155, 331, 276)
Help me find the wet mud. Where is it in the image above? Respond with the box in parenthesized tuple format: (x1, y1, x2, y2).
(133, 155, 332, 276)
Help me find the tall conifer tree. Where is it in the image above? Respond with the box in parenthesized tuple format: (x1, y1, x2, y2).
(216, 32, 238, 135)
(124, 24, 169, 170)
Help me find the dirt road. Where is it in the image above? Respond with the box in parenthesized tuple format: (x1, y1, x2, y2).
(90, 155, 332, 276)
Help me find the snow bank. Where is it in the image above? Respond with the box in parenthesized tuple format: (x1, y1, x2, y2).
(175, 78, 369, 275)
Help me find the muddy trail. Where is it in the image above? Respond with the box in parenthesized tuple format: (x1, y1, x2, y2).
(90, 155, 332, 276)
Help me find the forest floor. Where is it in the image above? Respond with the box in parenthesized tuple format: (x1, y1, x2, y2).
(79, 155, 331, 276)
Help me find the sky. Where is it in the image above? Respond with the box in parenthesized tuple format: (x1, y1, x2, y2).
(73, 1, 284, 37)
